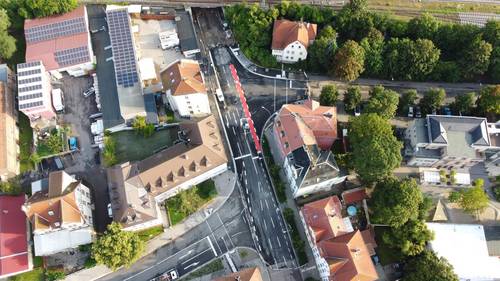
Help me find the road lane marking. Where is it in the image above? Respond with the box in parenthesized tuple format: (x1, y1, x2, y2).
(268, 238, 273, 250)
(179, 249, 194, 260)
(260, 200, 263, 211)
(184, 261, 200, 270)
(234, 153, 251, 160)
(265, 200, 269, 210)
(263, 219, 267, 231)
(277, 237, 282, 248)
(236, 142, 243, 155)
(282, 256, 287, 267)
(181, 248, 211, 265)
(270, 217, 276, 228)
(207, 236, 218, 257)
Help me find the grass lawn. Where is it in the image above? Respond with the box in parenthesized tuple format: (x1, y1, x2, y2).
(18, 113, 34, 172)
(374, 226, 402, 265)
(111, 128, 177, 164)
(166, 180, 217, 225)
(165, 108, 175, 123)
(137, 226, 164, 242)
(183, 259, 224, 281)
(368, 0, 500, 14)
(9, 268, 44, 281)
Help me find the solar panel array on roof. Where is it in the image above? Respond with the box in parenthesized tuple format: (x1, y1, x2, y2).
(54, 46, 90, 67)
(17, 61, 41, 70)
(106, 9, 139, 88)
(25, 17, 86, 43)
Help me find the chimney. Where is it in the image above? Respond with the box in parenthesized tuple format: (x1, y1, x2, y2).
(234, 276, 241, 281)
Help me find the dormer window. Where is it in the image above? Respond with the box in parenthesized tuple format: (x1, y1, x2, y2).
(54, 222, 60, 227)
(48, 210, 54, 216)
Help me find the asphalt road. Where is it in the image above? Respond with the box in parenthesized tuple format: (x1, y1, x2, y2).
(98, 188, 253, 281)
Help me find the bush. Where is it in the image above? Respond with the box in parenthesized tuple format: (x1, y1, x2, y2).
(283, 208, 308, 265)
(493, 186, 500, 201)
(45, 270, 66, 281)
(103, 136, 117, 167)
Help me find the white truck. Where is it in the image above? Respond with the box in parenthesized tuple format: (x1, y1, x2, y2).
(51, 89, 65, 113)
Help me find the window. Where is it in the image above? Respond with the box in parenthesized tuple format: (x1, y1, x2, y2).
(299, 52, 303, 55)
(190, 111, 194, 114)
(284, 142, 289, 148)
(48, 210, 54, 216)
(54, 222, 60, 227)
(281, 130, 285, 137)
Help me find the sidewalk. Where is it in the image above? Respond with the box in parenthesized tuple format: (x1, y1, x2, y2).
(64, 171, 237, 281)
(229, 47, 307, 81)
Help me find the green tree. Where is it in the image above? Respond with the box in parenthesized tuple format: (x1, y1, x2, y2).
(431, 61, 461, 83)
(476, 85, 500, 115)
(45, 270, 66, 281)
(402, 250, 459, 281)
(0, 177, 22, 195)
(365, 85, 399, 119)
(18, 0, 78, 18)
(319, 84, 339, 106)
(420, 88, 446, 115)
(451, 92, 476, 115)
(407, 13, 440, 40)
(92, 222, 144, 270)
(349, 114, 402, 183)
(383, 219, 434, 256)
(385, 38, 440, 81)
(103, 137, 117, 167)
(454, 180, 489, 216)
(307, 25, 338, 71)
(399, 90, 418, 115)
(370, 177, 423, 227)
(132, 116, 155, 137)
(360, 27, 384, 76)
(0, 8, 16, 60)
(489, 46, 500, 83)
(332, 40, 365, 81)
(343, 85, 362, 112)
(461, 38, 492, 79)
(482, 20, 500, 47)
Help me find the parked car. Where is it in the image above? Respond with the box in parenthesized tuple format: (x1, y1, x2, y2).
(160, 269, 178, 280)
(68, 137, 78, 151)
(408, 106, 414, 118)
(415, 106, 422, 118)
(354, 105, 361, 116)
(442, 107, 452, 116)
(107, 203, 113, 218)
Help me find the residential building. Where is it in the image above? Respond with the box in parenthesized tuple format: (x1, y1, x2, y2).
(16, 61, 55, 123)
(161, 59, 210, 118)
(107, 115, 227, 231)
(176, 11, 200, 58)
(213, 267, 263, 281)
(0, 65, 19, 180)
(299, 196, 378, 281)
(271, 19, 317, 63)
(404, 115, 500, 169)
(22, 171, 94, 256)
(0, 195, 31, 279)
(106, 6, 146, 126)
(24, 6, 94, 77)
(269, 100, 345, 198)
(426, 223, 500, 280)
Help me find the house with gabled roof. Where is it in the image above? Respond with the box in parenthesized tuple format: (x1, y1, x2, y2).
(271, 19, 317, 63)
(269, 100, 345, 198)
(24, 6, 94, 77)
(404, 115, 500, 169)
(22, 171, 94, 256)
(161, 59, 210, 118)
(107, 115, 227, 231)
(213, 267, 263, 281)
(0, 195, 31, 279)
(299, 196, 378, 281)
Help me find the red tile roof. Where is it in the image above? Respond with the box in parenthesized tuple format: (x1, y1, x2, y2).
(0, 195, 30, 278)
(342, 188, 368, 205)
(275, 100, 337, 155)
(318, 230, 379, 281)
(272, 19, 317, 50)
(24, 6, 91, 71)
(302, 196, 348, 242)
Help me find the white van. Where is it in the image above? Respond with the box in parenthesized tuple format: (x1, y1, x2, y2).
(51, 89, 65, 113)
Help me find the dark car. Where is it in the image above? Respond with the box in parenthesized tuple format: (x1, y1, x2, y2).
(415, 106, 422, 118)
(442, 107, 452, 116)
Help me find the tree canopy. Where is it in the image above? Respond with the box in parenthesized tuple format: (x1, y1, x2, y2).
(370, 177, 424, 227)
(407, 13, 440, 40)
(360, 28, 384, 76)
(402, 250, 459, 281)
(420, 88, 446, 115)
(92, 222, 144, 270)
(333, 40, 365, 81)
(461, 38, 492, 79)
(449, 179, 489, 216)
(365, 85, 399, 119)
(451, 92, 476, 115)
(0, 8, 16, 60)
(476, 85, 500, 115)
(382, 219, 434, 256)
(349, 114, 402, 183)
(18, 0, 78, 19)
(399, 90, 418, 115)
(319, 84, 339, 106)
(308, 25, 338, 72)
(343, 85, 362, 111)
(0, 177, 22, 195)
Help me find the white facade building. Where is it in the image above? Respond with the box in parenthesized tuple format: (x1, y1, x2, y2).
(271, 20, 317, 64)
(161, 59, 210, 118)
